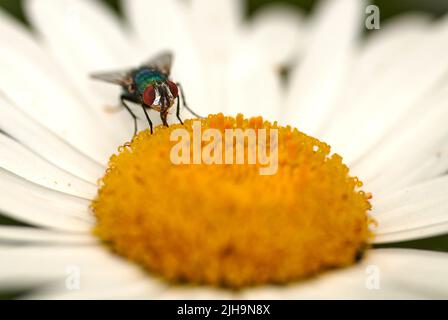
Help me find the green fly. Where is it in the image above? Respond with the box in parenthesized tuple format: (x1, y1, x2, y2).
(90, 51, 200, 135)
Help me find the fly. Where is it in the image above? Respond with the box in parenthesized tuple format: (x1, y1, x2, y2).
(90, 51, 200, 135)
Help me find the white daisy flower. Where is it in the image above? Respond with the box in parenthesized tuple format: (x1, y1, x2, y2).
(0, 0, 448, 299)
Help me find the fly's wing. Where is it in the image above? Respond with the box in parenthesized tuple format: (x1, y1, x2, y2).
(89, 69, 133, 86)
(141, 51, 173, 76)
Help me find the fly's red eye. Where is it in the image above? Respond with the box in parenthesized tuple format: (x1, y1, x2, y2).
(142, 85, 156, 106)
(167, 81, 178, 98)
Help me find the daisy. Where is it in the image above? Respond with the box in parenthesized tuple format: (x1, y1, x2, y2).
(1, 0, 448, 299)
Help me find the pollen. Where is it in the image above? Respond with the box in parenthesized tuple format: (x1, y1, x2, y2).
(91, 113, 373, 289)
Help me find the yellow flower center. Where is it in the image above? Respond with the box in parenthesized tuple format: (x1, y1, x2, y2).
(92, 113, 372, 289)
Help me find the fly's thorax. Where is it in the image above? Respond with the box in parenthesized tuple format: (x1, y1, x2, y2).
(133, 68, 167, 94)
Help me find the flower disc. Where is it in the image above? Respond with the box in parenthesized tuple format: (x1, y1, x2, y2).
(92, 114, 372, 288)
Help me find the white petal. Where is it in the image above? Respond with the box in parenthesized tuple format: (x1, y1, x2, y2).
(189, 0, 243, 114)
(0, 133, 96, 199)
(246, 4, 306, 67)
(373, 175, 448, 213)
(370, 249, 448, 298)
(0, 9, 54, 71)
(242, 249, 448, 299)
(393, 140, 448, 190)
(0, 226, 96, 245)
(226, 45, 282, 120)
(25, 279, 162, 300)
(0, 245, 152, 291)
(355, 84, 448, 194)
(25, 0, 140, 143)
(123, 0, 186, 55)
(324, 16, 448, 164)
(336, 14, 430, 114)
(157, 287, 236, 300)
(190, 0, 242, 58)
(171, 50, 209, 121)
(373, 223, 448, 245)
(371, 175, 448, 243)
(227, 5, 304, 119)
(285, 0, 362, 134)
(321, 14, 430, 153)
(4, 246, 448, 299)
(225, 4, 306, 119)
(0, 169, 93, 232)
(123, 0, 207, 120)
(0, 97, 104, 183)
(0, 44, 114, 164)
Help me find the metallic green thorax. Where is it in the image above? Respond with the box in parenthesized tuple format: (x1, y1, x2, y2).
(133, 68, 167, 94)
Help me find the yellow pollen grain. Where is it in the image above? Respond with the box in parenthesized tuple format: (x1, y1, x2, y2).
(91, 113, 373, 289)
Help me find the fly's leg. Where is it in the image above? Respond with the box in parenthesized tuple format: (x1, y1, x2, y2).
(176, 82, 203, 118)
(121, 95, 138, 136)
(141, 105, 154, 134)
(175, 95, 184, 125)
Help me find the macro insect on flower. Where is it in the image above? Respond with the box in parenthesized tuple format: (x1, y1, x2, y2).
(90, 51, 201, 135)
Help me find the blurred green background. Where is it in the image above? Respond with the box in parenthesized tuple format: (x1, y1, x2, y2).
(0, 0, 447, 298)
(1, 0, 448, 25)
